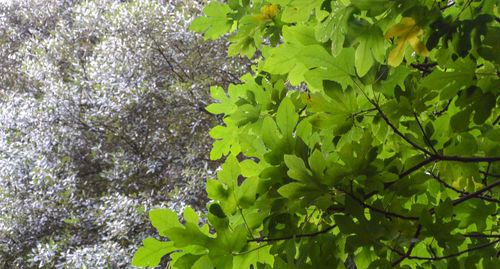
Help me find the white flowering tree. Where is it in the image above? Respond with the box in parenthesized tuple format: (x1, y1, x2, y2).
(0, 0, 247, 267)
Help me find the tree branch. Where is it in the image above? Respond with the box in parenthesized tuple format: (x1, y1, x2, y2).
(480, 171, 500, 179)
(343, 191, 418, 221)
(433, 99, 453, 116)
(405, 239, 500, 261)
(436, 155, 500, 163)
(248, 225, 337, 243)
(493, 115, 500, 125)
(373, 103, 432, 156)
(374, 101, 500, 164)
(410, 62, 437, 76)
(414, 112, 437, 154)
(462, 233, 500, 238)
(428, 171, 500, 204)
(451, 179, 500, 207)
(440, 1, 455, 11)
(391, 225, 422, 266)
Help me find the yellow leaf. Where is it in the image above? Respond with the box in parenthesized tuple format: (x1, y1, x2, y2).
(253, 4, 279, 22)
(385, 17, 429, 67)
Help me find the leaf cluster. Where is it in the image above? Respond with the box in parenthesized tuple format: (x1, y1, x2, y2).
(135, 0, 500, 268)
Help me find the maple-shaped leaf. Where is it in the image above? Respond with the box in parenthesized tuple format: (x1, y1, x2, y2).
(384, 17, 430, 67)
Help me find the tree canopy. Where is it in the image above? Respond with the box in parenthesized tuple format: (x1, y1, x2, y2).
(134, 0, 500, 268)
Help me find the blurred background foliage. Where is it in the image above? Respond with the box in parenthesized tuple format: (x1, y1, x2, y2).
(0, 0, 249, 267)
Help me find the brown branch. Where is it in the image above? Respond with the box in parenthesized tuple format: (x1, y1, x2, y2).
(483, 163, 491, 185)
(428, 171, 500, 204)
(374, 101, 500, 163)
(493, 115, 500, 125)
(405, 239, 500, 261)
(436, 155, 500, 163)
(480, 171, 500, 179)
(350, 108, 377, 119)
(410, 62, 437, 75)
(148, 33, 188, 83)
(428, 171, 464, 194)
(440, 1, 455, 11)
(434, 99, 453, 116)
(414, 112, 437, 154)
(451, 179, 500, 207)
(390, 239, 500, 262)
(373, 103, 432, 156)
(392, 225, 422, 266)
(343, 191, 418, 220)
(462, 234, 500, 238)
(248, 225, 337, 243)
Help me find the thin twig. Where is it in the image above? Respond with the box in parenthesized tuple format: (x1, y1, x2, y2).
(248, 225, 337, 243)
(493, 115, 500, 125)
(434, 99, 453, 116)
(462, 233, 500, 238)
(480, 171, 500, 178)
(414, 112, 437, 154)
(232, 243, 271, 256)
(405, 239, 500, 261)
(343, 191, 418, 220)
(392, 225, 422, 266)
(428, 171, 500, 204)
(440, 1, 455, 10)
(451, 180, 500, 207)
(373, 103, 432, 156)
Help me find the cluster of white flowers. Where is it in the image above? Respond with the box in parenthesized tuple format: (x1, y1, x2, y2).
(0, 0, 247, 267)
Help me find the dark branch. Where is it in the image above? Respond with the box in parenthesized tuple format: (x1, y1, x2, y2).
(462, 233, 500, 238)
(248, 225, 337, 243)
(374, 103, 432, 156)
(451, 179, 500, 207)
(392, 225, 422, 266)
(410, 62, 437, 75)
(374, 101, 500, 164)
(436, 155, 500, 163)
(343, 191, 418, 221)
(434, 99, 453, 116)
(405, 239, 500, 261)
(480, 171, 500, 179)
(148, 33, 188, 83)
(380, 157, 438, 193)
(414, 112, 437, 154)
(440, 1, 455, 11)
(428, 171, 500, 204)
(389, 239, 500, 262)
(493, 115, 500, 125)
(483, 163, 491, 185)
(350, 108, 377, 119)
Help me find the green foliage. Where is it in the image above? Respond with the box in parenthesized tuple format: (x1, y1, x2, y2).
(135, 0, 500, 268)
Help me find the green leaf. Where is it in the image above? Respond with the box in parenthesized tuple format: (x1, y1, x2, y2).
(420, 58, 475, 100)
(315, 2, 352, 56)
(206, 86, 237, 115)
(281, 0, 322, 23)
(209, 119, 240, 160)
(278, 182, 307, 199)
(132, 238, 175, 267)
(284, 154, 312, 183)
(354, 25, 385, 76)
(276, 97, 298, 143)
(149, 208, 183, 237)
(450, 109, 471, 133)
(263, 43, 302, 74)
(189, 2, 234, 39)
(218, 154, 241, 187)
